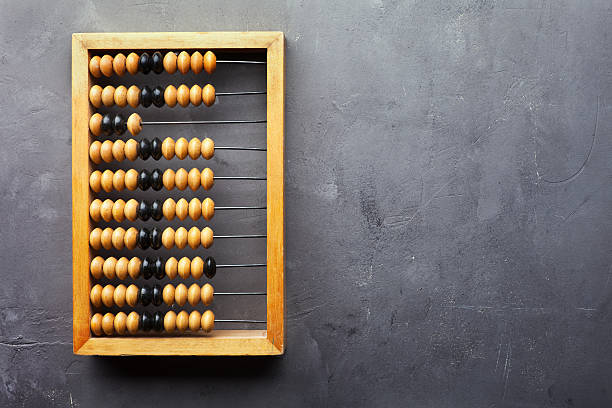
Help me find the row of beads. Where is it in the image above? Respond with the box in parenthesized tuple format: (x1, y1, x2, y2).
(89, 84, 216, 108)
(89, 113, 144, 136)
(91, 283, 214, 308)
(89, 167, 215, 193)
(90, 197, 215, 223)
(91, 256, 216, 280)
(89, 226, 214, 250)
(89, 137, 215, 164)
(90, 310, 215, 336)
(89, 51, 216, 78)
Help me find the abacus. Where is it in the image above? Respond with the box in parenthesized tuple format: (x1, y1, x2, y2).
(72, 32, 284, 355)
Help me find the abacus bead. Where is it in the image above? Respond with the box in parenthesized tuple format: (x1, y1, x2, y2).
(100, 114, 113, 136)
(114, 85, 128, 107)
(114, 311, 127, 335)
(90, 284, 103, 307)
(203, 51, 216, 74)
(188, 168, 201, 191)
(177, 51, 190, 74)
(115, 257, 129, 280)
(189, 84, 202, 106)
(188, 138, 202, 160)
(178, 257, 190, 279)
(201, 310, 215, 333)
(201, 227, 214, 249)
(89, 199, 102, 222)
(141, 85, 153, 108)
(152, 285, 163, 306)
(204, 256, 216, 278)
(101, 227, 113, 250)
(191, 51, 203, 74)
(163, 169, 175, 190)
(151, 200, 163, 221)
(165, 257, 178, 280)
(189, 198, 202, 220)
(137, 200, 151, 221)
(151, 137, 162, 160)
(140, 285, 152, 306)
(112, 227, 125, 249)
(123, 199, 137, 221)
(90, 256, 104, 279)
(175, 283, 188, 306)
(113, 53, 126, 76)
(162, 284, 175, 306)
(191, 256, 204, 279)
(202, 138, 214, 159)
(139, 52, 152, 74)
(163, 52, 177, 74)
(139, 138, 151, 160)
(89, 113, 102, 137)
(188, 227, 201, 249)
(202, 198, 215, 220)
(164, 85, 177, 107)
(125, 139, 139, 161)
(151, 52, 164, 74)
(162, 198, 176, 220)
(140, 311, 153, 332)
(89, 85, 103, 108)
(128, 257, 141, 279)
(89, 141, 102, 164)
(125, 169, 139, 190)
(175, 137, 188, 159)
(152, 86, 164, 107)
(89, 171, 102, 192)
(100, 55, 114, 77)
(127, 85, 140, 108)
(112, 139, 125, 161)
(175, 227, 188, 249)
(138, 169, 151, 190)
(101, 85, 115, 107)
(150, 169, 163, 191)
(154, 257, 164, 279)
(126, 53, 139, 75)
(90, 313, 103, 336)
(101, 170, 114, 192)
(151, 227, 162, 249)
(89, 56, 102, 78)
(124, 227, 139, 250)
(188, 283, 200, 306)
(202, 84, 216, 106)
(126, 311, 140, 334)
(189, 311, 201, 332)
(102, 313, 115, 335)
(153, 311, 164, 331)
(89, 228, 102, 249)
(175, 198, 188, 220)
(100, 199, 113, 222)
(100, 140, 113, 163)
(175, 168, 188, 190)
(101, 285, 115, 307)
(113, 114, 127, 135)
(161, 227, 175, 249)
(176, 310, 189, 332)
(126, 284, 139, 307)
(141, 257, 153, 279)
(112, 199, 126, 222)
(127, 113, 142, 136)
(176, 84, 190, 107)
(201, 168, 214, 190)
(103, 256, 117, 279)
(201, 283, 214, 306)
(138, 227, 151, 249)
(164, 311, 177, 333)
(113, 284, 127, 307)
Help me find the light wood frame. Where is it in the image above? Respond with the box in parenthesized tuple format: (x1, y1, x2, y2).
(72, 32, 284, 356)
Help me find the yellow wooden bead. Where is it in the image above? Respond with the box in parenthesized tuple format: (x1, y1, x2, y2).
(126, 53, 139, 75)
(203, 51, 216, 74)
(188, 168, 201, 191)
(124, 198, 138, 221)
(100, 140, 113, 163)
(112, 139, 126, 161)
(126, 284, 139, 307)
(175, 283, 188, 306)
(112, 169, 126, 191)
(202, 198, 215, 220)
(201, 168, 214, 190)
(199, 227, 213, 251)
(189, 84, 202, 106)
(189, 310, 201, 332)
(201, 310, 215, 333)
(90, 284, 103, 308)
(162, 284, 175, 306)
(163, 52, 177, 74)
(89, 199, 102, 222)
(126, 311, 140, 334)
(89, 56, 102, 78)
(178, 257, 191, 279)
(125, 139, 139, 161)
(89, 85, 103, 108)
(175, 227, 188, 249)
(89, 170, 102, 192)
(101, 284, 115, 307)
(164, 85, 177, 108)
(112, 227, 125, 250)
(89, 227, 102, 250)
(188, 283, 201, 306)
(125, 169, 139, 190)
(188, 227, 201, 249)
(127, 85, 140, 108)
(191, 256, 204, 279)
(103, 256, 117, 279)
(177, 51, 190, 74)
(127, 257, 141, 279)
(101, 85, 115, 107)
(162, 137, 175, 159)
(175, 198, 188, 220)
(163, 198, 176, 220)
(101, 169, 114, 192)
(102, 313, 115, 335)
(165, 257, 178, 280)
(201, 283, 214, 306)
(202, 84, 215, 107)
(189, 198, 202, 220)
(101, 227, 113, 250)
(201, 138, 214, 159)
(89, 113, 102, 136)
(127, 113, 142, 136)
(188, 138, 201, 160)
(113, 284, 127, 307)
(176, 310, 189, 332)
(100, 55, 114, 77)
(191, 51, 203, 74)
(90, 313, 103, 336)
(175, 168, 188, 190)
(90, 256, 104, 279)
(175, 137, 188, 159)
(124, 227, 139, 250)
(114, 311, 127, 335)
(89, 141, 102, 164)
(163, 169, 175, 190)
(100, 199, 113, 222)
(162, 227, 175, 249)
(114, 85, 128, 107)
(115, 257, 129, 280)
(113, 53, 127, 76)
(177, 84, 190, 107)
(164, 311, 177, 333)
(112, 199, 126, 222)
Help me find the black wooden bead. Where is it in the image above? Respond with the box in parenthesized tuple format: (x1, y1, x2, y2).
(151, 137, 162, 160)
(112, 114, 127, 135)
(151, 199, 162, 221)
(139, 138, 151, 160)
(138, 169, 151, 190)
(100, 114, 113, 136)
(151, 52, 164, 74)
(150, 169, 163, 191)
(140, 286, 153, 306)
(139, 52, 152, 74)
(137, 227, 151, 249)
(140, 85, 153, 107)
(141, 256, 154, 279)
(140, 311, 153, 331)
(152, 86, 164, 107)
(204, 256, 216, 279)
(137, 200, 151, 221)
(152, 284, 162, 306)
(154, 257, 164, 279)
(153, 311, 164, 331)
(150, 227, 162, 249)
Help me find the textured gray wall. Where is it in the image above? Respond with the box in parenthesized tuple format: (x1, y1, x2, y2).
(1, 0, 612, 407)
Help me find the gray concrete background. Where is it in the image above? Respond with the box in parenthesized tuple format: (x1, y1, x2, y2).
(1, 0, 612, 407)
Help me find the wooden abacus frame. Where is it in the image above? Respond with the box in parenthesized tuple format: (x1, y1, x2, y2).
(71, 32, 284, 356)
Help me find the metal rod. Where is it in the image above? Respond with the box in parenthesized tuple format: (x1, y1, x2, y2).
(215, 292, 266, 296)
(214, 176, 266, 180)
(217, 60, 266, 64)
(216, 206, 267, 210)
(142, 120, 266, 125)
(216, 91, 266, 96)
(216, 263, 266, 268)
(215, 146, 267, 151)
(215, 319, 267, 323)
(213, 234, 267, 239)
